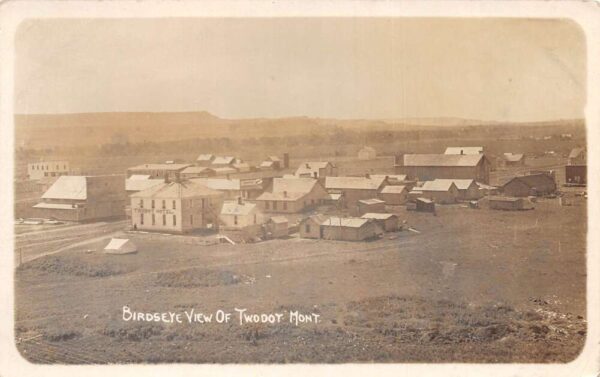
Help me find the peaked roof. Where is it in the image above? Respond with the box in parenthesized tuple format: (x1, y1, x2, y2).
(268, 156, 281, 162)
(41, 176, 87, 200)
(358, 198, 385, 205)
(220, 200, 258, 216)
(196, 154, 215, 161)
(503, 174, 555, 189)
(270, 216, 288, 224)
(212, 156, 235, 165)
(181, 166, 214, 174)
(192, 178, 241, 191)
(503, 153, 524, 162)
(272, 177, 318, 194)
(403, 154, 485, 167)
(128, 163, 191, 171)
(380, 185, 407, 194)
(427, 179, 475, 190)
(129, 174, 151, 180)
(371, 174, 407, 182)
(131, 180, 223, 199)
(125, 177, 164, 192)
(325, 176, 386, 190)
(361, 213, 397, 220)
(321, 217, 371, 228)
(444, 146, 483, 155)
(303, 214, 328, 225)
(421, 179, 458, 192)
(569, 147, 585, 159)
(295, 161, 333, 176)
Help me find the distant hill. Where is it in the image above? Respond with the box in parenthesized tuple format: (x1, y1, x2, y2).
(14, 111, 584, 150)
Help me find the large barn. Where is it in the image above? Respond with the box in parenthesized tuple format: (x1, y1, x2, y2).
(33, 175, 126, 222)
(395, 154, 490, 183)
(502, 174, 556, 197)
(444, 146, 483, 155)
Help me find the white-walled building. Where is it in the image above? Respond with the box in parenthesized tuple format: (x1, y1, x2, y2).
(27, 161, 70, 180)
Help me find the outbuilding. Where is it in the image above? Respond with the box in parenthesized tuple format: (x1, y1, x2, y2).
(355, 198, 386, 216)
(487, 196, 534, 211)
(378, 185, 408, 205)
(415, 180, 460, 204)
(320, 217, 383, 241)
(360, 213, 399, 232)
(502, 174, 556, 197)
(415, 198, 435, 213)
(299, 214, 327, 239)
(265, 216, 289, 238)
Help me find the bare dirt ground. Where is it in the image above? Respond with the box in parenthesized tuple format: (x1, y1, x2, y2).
(14, 192, 586, 363)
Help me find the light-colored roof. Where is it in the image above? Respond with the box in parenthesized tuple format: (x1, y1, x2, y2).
(268, 156, 281, 162)
(233, 162, 251, 171)
(358, 198, 385, 205)
(503, 153, 524, 162)
(220, 201, 257, 216)
(416, 197, 433, 204)
(321, 217, 371, 228)
(427, 179, 475, 190)
(569, 147, 585, 159)
(371, 174, 407, 182)
(196, 154, 215, 161)
(325, 176, 386, 190)
(128, 163, 191, 171)
(270, 216, 288, 224)
(295, 161, 332, 176)
(131, 181, 223, 199)
(33, 202, 78, 210)
(380, 185, 407, 194)
(444, 147, 483, 155)
(488, 196, 521, 202)
(104, 238, 137, 254)
(41, 176, 87, 200)
(104, 238, 134, 250)
(192, 178, 241, 191)
(272, 177, 317, 194)
(329, 193, 343, 200)
(213, 167, 237, 174)
(303, 214, 328, 225)
(260, 160, 275, 168)
(125, 177, 164, 192)
(181, 166, 214, 174)
(255, 191, 306, 201)
(360, 146, 376, 152)
(129, 174, 151, 180)
(421, 180, 458, 192)
(361, 213, 397, 220)
(403, 154, 485, 167)
(212, 156, 235, 165)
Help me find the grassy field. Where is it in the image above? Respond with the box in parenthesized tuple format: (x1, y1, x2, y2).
(14, 193, 586, 363)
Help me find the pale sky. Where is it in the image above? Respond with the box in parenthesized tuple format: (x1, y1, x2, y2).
(14, 18, 585, 122)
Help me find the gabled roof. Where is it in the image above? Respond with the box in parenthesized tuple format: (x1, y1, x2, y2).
(361, 213, 397, 220)
(131, 181, 223, 199)
(212, 156, 235, 165)
(295, 161, 333, 176)
(416, 198, 433, 204)
(325, 176, 386, 190)
(421, 179, 458, 192)
(196, 154, 215, 161)
(220, 200, 257, 216)
(267, 156, 281, 162)
(380, 185, 407, 194)
(192, 178, 241, 191)
(213, 167, 237, 175)
(569, 147, 585, 159)
(444, 147, 483, 155)
(321, 217, 371, 228)
(128, 163, 191, 171)
(125, 177, 164, 192)
(427, 179, 475, 191)
(260, 160, 275, 168)
(403, 154, 485, 167)
(255, 191, 306, 201)
(503, 153, 524, 162)
(503, 174, 555, 189)
(129, 174, 151, 180)
(41, 176, 87, 200)
(371, 174, 407, 182)
(303, 214, 328, 225)
(270, 216, 288, 224)
(272, 177, 318, 194)
(358, 198, 385, 205)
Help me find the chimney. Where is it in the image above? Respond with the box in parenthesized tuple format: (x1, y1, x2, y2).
(313, 172, 318, 179)
(283, 190, 288, 198)
(305, 163, 310, 168)
(283, 153, 289, 168)
(460, 149, 464, 155)
(365, 173, 370, 179)
(238, 197, 242, 205)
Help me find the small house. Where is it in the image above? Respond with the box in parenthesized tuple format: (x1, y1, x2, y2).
(444, 147, 483, 155)
(295, 161, 337, 179)
(196, 154, 216, 166)
(430, 179, 481, 200)
(502, 153, 525, 167)
(568, 148, 586, 165)
(299, 214, 327, 239)
(379, 185, 408, 205)
(358, 146, 377, 160)
(325, 175, 387, 206)
(415, 197, 435, 213)
(488, 196, 534, 211)
(355, 198, 386, 216)
(265, 216, 289, 238)
(360, 213, 399, 232)
(320, 217, 383, 241)
(255, 177, 329, 213)
(416, 180, 460, 204)
(180, 166, 216, 179)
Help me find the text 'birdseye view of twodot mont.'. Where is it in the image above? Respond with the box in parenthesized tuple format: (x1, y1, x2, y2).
(13, 18, 587, 364)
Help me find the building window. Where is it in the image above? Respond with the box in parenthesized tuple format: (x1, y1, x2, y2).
(265, 201, 270, 210)
(273, 201, 278, 210)
(44, 172, 48, 177)
(190, 215, 193, 225)
(283, 202, 288, 210)
(254, 214, 257, 224)
(162, 200, 166, 209)
(173, 200, 176, 210)
(139, 199, 144, 208)
(305, 223, 310, 233)
(152, 214, 156, 225)
(162, 214, 166, 226)
(173, 215, 177, 226)
(151, 200, 155, 209)
(140, 213, 144, 225)
(201, 199, 205, 209)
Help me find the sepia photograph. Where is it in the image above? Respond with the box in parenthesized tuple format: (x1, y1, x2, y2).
(2, 1, 599, 373)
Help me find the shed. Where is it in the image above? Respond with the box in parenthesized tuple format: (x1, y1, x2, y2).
(502, 153, 525, 167)
(379, 185, 408, 205)
(502, 174, 556, 197)
(266, 216, 289, 238)
(356, 198, 386, 216)
(104, 238, 137, 255)
(418, 180, 460, 204)
(299, 214, 327, 239)
(415, 198, 435, 213)
(430, 179, 481, 200)
(565, 165, 586, 186)
(361, 213, 399, 232)
(320, 217, 383, 241)
(488, 196, 534, 211)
